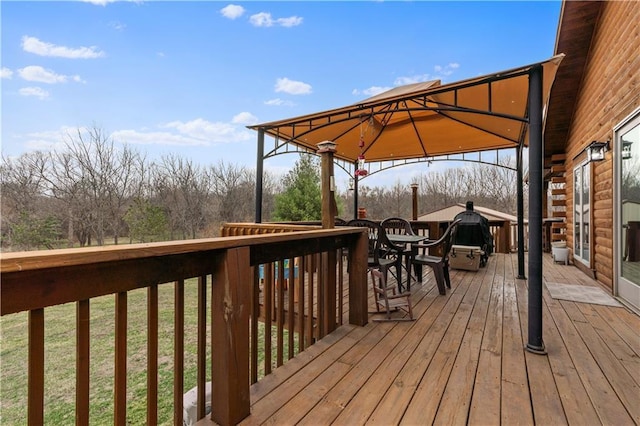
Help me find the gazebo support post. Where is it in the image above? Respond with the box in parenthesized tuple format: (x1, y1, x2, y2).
(255, 129, 265, 223)
(516, 145, 526, 279)
(526, 64, 546, 354)
(411, 183, 419, 221)
(353, 165, 359, 220)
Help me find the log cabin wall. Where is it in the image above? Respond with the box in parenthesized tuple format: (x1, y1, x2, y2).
(561, 1, 640, 289)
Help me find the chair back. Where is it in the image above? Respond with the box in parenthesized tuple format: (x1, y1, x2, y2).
(432, 219, 462, 262)
(346, 219, 384, 264)
(381, 217, 416, 236)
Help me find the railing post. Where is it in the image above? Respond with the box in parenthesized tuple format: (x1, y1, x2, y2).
(317, 140, 337, 229)
(501, 220, 510, 254)
(411, 183, 419, 220)
(348, 231, 369, 326)
(211, 247, 251, 425)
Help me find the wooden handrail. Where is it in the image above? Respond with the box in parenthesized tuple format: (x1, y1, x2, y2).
(1, 226, 368, 426)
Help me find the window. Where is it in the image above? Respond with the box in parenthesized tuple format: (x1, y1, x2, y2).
(616, 107, 640, 311)
(574, 161, 590, 264)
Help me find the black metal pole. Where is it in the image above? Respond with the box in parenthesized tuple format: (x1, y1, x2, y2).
(517, 145, 526, 279)
(255, 129, 265, 223)
(353, 173, 359, 220)
(353, 161, 359, 220)
(527, 65, 546, 354)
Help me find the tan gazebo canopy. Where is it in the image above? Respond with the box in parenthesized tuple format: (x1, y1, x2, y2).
(250, 55, 563, 166)
(251, 55, 565, 354)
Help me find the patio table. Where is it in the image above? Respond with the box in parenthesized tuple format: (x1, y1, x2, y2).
(386, 234, 431, 291)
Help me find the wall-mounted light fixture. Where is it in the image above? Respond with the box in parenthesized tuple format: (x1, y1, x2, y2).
(586, 140, 609, 162)
(348, 177, 354, 191)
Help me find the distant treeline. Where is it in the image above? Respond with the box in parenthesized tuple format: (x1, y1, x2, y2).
(1, 126, 522, 251)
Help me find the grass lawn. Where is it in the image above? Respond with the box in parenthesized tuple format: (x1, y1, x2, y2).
(1, 278, 293, 425)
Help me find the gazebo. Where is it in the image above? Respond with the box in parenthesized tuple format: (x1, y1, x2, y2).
(249, 55, 564, 354)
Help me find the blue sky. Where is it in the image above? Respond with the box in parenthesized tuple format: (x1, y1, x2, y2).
(1, 0, 562, 188)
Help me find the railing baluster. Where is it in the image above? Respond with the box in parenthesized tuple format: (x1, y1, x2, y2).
(197, 275, 207, 420)
(115, 292, 127, 425)
(317, 253, 325, 339)
(264, 264, 273, 375)
(338, 250, 344, 326)
(325, 250, 337, 334)
(287, 258, 295, 360)
(306, 254, 315, 347)
(251, 267, 259, 384)
(76, 300, 90, 426)
(147, 285, 158, 425)
(276, 259, 284, 367)
(298, 256, 306, 352)
(28, 308, 44, 425)
(174, 280, 184, 426)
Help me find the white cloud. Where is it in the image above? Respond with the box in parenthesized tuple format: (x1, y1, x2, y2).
(19, 86, 50, 100)
(21, 128, 74, 151)
(161, 118, 253, 143)
(277, 16, 303, 27)
(352, 86, 392, 97)
(111, 129, 211, 147)
(22, 36, 105, 59)
(394, 75, 432, 85)
(80, 0, 117, 5)
(354, 62, 461, 97)
(80, 0, 142, 5)
(434, 62, 460, 76)
(250, 12, 303, 28)
(232, 112, 258, 125)
(221, 4, 245, 20)
(18, 65, 81, 84)
(109, 21, 126, 31)
(264, 98, 295, 107)
(250, 12, 274, 27)
(1, 67, 13, 79)
(275, 78, 312, 95)
(393, 63, 459, 85)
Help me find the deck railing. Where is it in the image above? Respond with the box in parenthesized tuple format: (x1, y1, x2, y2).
(410, 219, 522, 254)
(264, 219, 528, 254)
(0, 226, 368, 426)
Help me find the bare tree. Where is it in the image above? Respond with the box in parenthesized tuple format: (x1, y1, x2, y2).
(1, 151, 55, 249)
(103, 144, 147, 244)
(208, 161, 255, 225)
(415, 157, 519, 215)
(1, 151, 49, 215)
(153, 155, 210, 239)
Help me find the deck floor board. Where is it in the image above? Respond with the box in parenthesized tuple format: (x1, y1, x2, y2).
(206, 252, 640, 426)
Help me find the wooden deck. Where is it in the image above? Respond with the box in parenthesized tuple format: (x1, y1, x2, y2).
(203, 253, 640, 425)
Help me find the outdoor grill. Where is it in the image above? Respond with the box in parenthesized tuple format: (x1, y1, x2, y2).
(452, 202, 494, 267)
